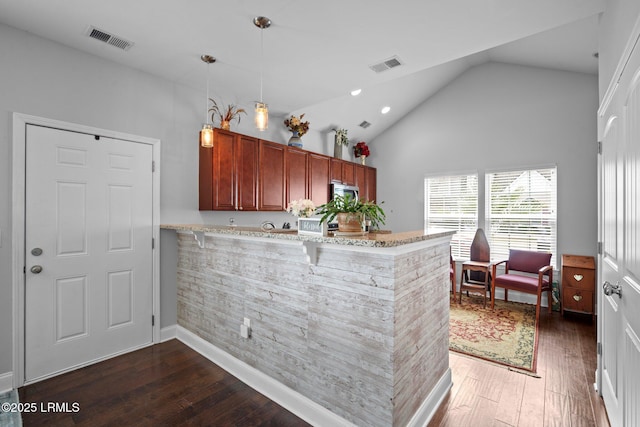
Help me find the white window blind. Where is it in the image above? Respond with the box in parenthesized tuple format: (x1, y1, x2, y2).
(486, 167, 557, 267)
(425, 174, 478, 259)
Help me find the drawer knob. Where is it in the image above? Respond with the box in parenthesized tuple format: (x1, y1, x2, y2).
(573, 294, 583, 302)
(573, 274, 583, 281)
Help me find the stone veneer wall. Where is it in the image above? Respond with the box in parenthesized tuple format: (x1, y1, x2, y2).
(176, 232, 450, 427)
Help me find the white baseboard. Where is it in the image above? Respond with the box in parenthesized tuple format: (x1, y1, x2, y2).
(160, 325, 177, 342)
(176, 326, 357, 427)
(0, 372, 13, 394)
(407, 369, 452, 427)
(176, 326, 450, 427)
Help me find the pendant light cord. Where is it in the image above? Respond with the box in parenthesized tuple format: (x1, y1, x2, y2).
(205, 62, 210, 124)
(260, 28, 264, 103)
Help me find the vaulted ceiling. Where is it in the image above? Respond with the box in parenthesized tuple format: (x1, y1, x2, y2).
(0, 0, 604, 141)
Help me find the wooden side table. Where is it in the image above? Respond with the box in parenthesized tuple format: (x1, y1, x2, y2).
(561, 254, 596, 319)
(459, 260, 492, 307)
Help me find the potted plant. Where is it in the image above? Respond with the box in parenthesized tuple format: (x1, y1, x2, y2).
(209, 99, 246, 130)
(316, 194, 386, 232)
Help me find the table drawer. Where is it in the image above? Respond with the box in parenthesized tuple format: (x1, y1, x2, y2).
(562, 267, 595, 291)
(562, 287, 594, 313)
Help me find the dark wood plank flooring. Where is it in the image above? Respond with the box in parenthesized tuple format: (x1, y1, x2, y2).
(429, 309, 611, 427)
(19, 339, 310, 426)
(19, 310, 609, 426)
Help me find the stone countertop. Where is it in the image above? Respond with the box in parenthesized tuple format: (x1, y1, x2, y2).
(161, 223, 454, 248)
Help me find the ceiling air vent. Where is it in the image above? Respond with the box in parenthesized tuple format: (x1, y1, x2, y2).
(369, 56, 403, 73)
(359, 121, 372, 129)
(85, 26, 134, 51)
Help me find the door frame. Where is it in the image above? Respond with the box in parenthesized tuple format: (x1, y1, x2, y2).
(11, 113, 161, 388)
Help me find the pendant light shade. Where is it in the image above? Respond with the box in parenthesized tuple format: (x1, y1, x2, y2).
(254, 16, 271, 131)
(199, 123, 214, 148)
(255, 102, 268, 131)
(200, 54, 216, 148)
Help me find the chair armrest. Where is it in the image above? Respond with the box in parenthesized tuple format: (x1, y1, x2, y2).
(492, 259, 508, 276)
(538, 264, 554, 283)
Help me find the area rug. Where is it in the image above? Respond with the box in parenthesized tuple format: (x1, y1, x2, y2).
(449, 298, 539, 373)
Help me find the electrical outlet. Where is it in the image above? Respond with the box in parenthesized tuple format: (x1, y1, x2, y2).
(240, 324, 251, 339)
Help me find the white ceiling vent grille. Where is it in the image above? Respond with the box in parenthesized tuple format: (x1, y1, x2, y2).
(85, 26, 134, 51)
(359, 121, 372, 129)
(369, 56, 403, 73)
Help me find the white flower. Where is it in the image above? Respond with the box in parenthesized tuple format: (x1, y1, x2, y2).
(286, 199, 316, 218)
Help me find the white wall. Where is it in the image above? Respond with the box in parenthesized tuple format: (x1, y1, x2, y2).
(370, 62, 599, 261)
(0, 22, 344, 378)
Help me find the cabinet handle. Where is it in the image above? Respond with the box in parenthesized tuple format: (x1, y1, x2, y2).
(573, 274, 583, 281)
(572, 294, 583, 302)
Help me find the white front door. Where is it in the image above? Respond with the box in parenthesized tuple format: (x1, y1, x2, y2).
(25, 124, 154, 382)
(598, 38, 640, 426)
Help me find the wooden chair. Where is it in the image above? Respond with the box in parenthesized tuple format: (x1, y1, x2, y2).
(491, 249, 553, 322)
(459, 228, 492, 307)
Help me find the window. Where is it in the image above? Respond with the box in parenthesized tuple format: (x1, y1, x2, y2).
(486, 167, 557, 267)
(425, 174, 478, 259)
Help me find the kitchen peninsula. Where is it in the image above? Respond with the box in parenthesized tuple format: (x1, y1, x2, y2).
(162, 224, 454, 427)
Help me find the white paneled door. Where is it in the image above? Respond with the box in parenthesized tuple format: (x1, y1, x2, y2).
(25, 125, 153, 382)
(599, 37, 640, 426)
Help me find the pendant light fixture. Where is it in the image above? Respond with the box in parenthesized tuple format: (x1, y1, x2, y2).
(253, 16, 271, 131)
(199, 54, 216, 148)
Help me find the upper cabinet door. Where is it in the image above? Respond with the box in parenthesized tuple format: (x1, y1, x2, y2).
(212, 130, 237, 210)
(236, 134, 259, 211)
(309, 153, 331, 206)
(259, 140, 286, 211)
(342, 162, 356, 186)
(330, 158, 343, 183)
(286, 147, 308, 203)
(365, 166, 377, 202)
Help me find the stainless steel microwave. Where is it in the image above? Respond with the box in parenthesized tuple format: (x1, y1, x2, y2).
(330, 183, 359, 202)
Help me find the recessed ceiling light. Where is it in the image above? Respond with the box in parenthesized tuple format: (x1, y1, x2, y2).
(381, 106, 391, 114)
(350, 89, 362, 96)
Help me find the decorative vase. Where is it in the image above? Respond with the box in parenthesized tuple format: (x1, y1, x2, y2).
(337, 212, 363, 232)
(334, 143, 343, 159)
(220, 120, 230, 131)
(288, 131, 303, 148)
(360, 156, 366, 165)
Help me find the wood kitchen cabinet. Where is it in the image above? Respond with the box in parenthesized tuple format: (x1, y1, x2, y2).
(365, 166, 377, 202)
(561, 254, 595, 319)
(342, 162, 356, 185)
(199, 129, 375, 211)
(286, 147, 308, 202)
(308, 153, 331, 205)
(199, 129, 258, 211)
(355, 165, 366, 194)
(258, 140, 286, 211)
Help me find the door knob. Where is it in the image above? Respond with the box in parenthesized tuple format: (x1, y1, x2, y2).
(30, 265, 43, 274)
(603, 281, 622, 298)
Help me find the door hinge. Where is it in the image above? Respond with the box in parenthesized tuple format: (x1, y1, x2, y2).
(152, 161, 155, 172)
(23, 266, 26, 274)
(597, 241, 602, 255)
(597, 342, 602, 355)
(597, 140, 602, 155)
(152, 315, 155, 326)
(152, 237, 155, 249)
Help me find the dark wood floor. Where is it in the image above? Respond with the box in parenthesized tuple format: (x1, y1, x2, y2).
(19, 310, 610, 427)
(19, 339, 310, 426)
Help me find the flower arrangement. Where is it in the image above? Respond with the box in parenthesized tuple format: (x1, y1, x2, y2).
(333, 128, 349, 146)
(353, 141, 370, 158)
(209, 99, 246, 130)
(286, 198, 316, 218)
(284, 114, 310, 137)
